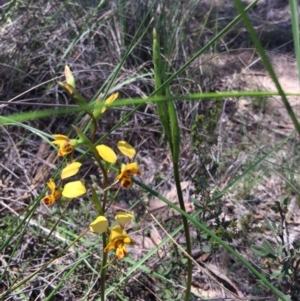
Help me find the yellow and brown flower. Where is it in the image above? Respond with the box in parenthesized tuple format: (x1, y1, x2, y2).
(104, 225, 135, 259)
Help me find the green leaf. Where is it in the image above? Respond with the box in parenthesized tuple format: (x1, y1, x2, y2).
(278, 295, 291, 301)
(283, 197, 291, 206)
(251, 245, 271, 257)
(270, 269, 282, 280)
(91, 186, 103, 215)
(262, 240, 275, 256)
(72, 125, 90, 145)
(264, 217, 277, 231)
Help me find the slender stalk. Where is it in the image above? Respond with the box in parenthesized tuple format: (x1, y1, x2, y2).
(86, 143, 109, 301)
(173, 162, 192, 300)
(73, 127, 109, 299)
(100, 233, 108, 301)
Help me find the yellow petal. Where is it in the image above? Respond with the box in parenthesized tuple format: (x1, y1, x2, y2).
(53, 189, 62, 200)
(109, 225, 128, 241)
(117, 141, 136, 159)
(115, 171, 132, 188)
(58, 82, 75, 95)
(58, 144, 74, 156)
(52, 134, 69, 141)
(52, 140, 65, 147)
(62, 181, 86, 198)
(96, 144, 117, 164)
(61, 162, 82, 179)
(116, 244, 126, 259)
(102, 92, 119, 113)
(123, 162, 141, 175)
(89, 216, 109, 234)
(104, 241, 116, 253)
(42, 195, 56, 206)
(115, 212, 133, 226)
(64, 65, 76, 88)
(123, 237, 135, 244)
(52, 137, 74, 156)
(120, 176, 132, 188)
(47, 179, 56, 192)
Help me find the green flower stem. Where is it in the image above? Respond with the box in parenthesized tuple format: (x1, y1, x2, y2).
(88, 142, 109, 301)
(168, 89, 192, 301)
(167, 97, 192, 301)
(89, 144, 109, 210)
(58, 82, 98, 141)
(83, 140, 109, 301)
(73, 126, 109, 300)
(100, 233, 108, 301)
(73, 126, 108, 206)
(69, 87, 98, 142)
(173, 162, 192, 301)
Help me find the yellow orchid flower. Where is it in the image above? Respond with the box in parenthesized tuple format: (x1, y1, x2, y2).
(42, 179, 62, 206)
(52, 134, 77, 157)
(104, 225, 135, 259)
(115, 162, 141, 188)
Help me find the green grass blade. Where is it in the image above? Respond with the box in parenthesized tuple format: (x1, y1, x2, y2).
(153, 29, 172, 146)
(233, 0, 300, 135)
(61, 0, 106, 61)
(0, 199, 40, 254)
(3, 90, 300, 126)
(288, 0, 300, 83)
(166, 88, 179, 164)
